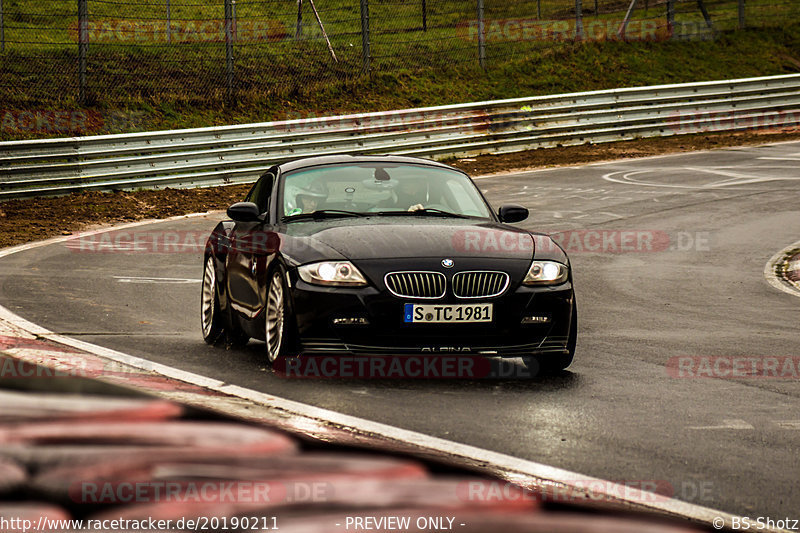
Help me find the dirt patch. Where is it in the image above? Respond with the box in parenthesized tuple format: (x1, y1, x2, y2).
(0, 185, 251, 249)
(2, 128, 800, 249)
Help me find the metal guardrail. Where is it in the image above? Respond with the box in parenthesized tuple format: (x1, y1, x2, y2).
(1, 74, 800, 200)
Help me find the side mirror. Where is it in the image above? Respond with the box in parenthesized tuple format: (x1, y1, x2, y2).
(227, 202, 262, 222)
(498, 204, 529, 223)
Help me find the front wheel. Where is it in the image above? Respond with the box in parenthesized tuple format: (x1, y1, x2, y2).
(265, 266, 294, 364)
(201, 255, 224, 344)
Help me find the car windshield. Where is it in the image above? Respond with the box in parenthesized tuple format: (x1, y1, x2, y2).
(280, 163, 493, 220)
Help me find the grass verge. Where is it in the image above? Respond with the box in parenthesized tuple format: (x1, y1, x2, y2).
(2, 23, 800, 140)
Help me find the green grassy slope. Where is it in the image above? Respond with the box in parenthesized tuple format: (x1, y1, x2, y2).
(0, 0, 798, 140)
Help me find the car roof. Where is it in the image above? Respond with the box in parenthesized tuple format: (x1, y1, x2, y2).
(277, 155, 462, 174)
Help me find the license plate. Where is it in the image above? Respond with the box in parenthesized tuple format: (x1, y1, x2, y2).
(404, 303, 493, 323)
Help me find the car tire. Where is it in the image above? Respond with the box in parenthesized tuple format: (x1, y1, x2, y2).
(523, 300, 577, 376)
(265, 265, 293, 364)
(201, 255, 225, 345)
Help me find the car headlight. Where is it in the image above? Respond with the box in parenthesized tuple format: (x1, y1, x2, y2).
(522, 261, 569, 285)
(297, 261, 368, 287)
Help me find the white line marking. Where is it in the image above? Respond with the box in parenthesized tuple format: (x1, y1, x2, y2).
(113, 276, 201, 284)
(688, 419, 755, 430)
(603, 165, 800, 190)
(0, 200, 790, 530)
(684, 166, 777, 187)
(601, 170, 706, 189)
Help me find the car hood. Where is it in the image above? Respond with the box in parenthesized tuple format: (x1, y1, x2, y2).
(280, 217, 535, 261)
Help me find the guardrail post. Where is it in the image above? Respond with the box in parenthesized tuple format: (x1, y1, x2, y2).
(575, 0, 584, 40)
(360, 0, 370, 72)
(476, 0, 485, 69)
(738, 0, 745, 29)
(78, 0, 88, 104)
(225, 0, 235, 102)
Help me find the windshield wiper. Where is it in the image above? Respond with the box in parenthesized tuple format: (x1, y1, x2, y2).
(282, 209, 367, 222)
(375, 208, 471, 219)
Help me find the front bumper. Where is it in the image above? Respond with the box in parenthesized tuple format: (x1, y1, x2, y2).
(289, 273, 574, 357)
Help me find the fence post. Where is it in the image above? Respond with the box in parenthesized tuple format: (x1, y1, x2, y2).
(296, 0, 302, 38)
(1, 0, 5, 53)
(422, 0, 427, 31)
(738, 0, 745, 28)
(667, 0, 674, 28)
(360, 0, 370, 72)
(166, 0, 171, 43)
(477, 0, 485, 69)
(225, 0, 235, 102)
(575, 0, 583, 40)
(78, 0, 88, 103)
(232, 0, 237, 40)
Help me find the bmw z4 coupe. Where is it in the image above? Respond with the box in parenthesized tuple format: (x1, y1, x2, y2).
(201, 155, 577, 373)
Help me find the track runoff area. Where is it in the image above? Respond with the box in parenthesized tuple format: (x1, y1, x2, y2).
(0, 142, 799, 532)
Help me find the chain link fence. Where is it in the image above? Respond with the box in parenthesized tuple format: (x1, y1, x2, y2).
(0, 0, 798, 109)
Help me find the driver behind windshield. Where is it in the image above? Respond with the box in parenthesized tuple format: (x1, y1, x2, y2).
(380, 177, 428, 212)
(291, 181, 328, 214)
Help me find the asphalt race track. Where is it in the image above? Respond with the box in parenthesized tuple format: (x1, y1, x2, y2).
(1, 142, 799, 520)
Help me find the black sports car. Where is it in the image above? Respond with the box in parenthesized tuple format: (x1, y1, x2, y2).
(201, 155, 576, 373)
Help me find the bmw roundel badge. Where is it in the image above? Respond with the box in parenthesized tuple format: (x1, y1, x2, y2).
(442, 258, 454, 268)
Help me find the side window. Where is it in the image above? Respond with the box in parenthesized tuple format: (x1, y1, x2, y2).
(246, 172, 275, 213)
